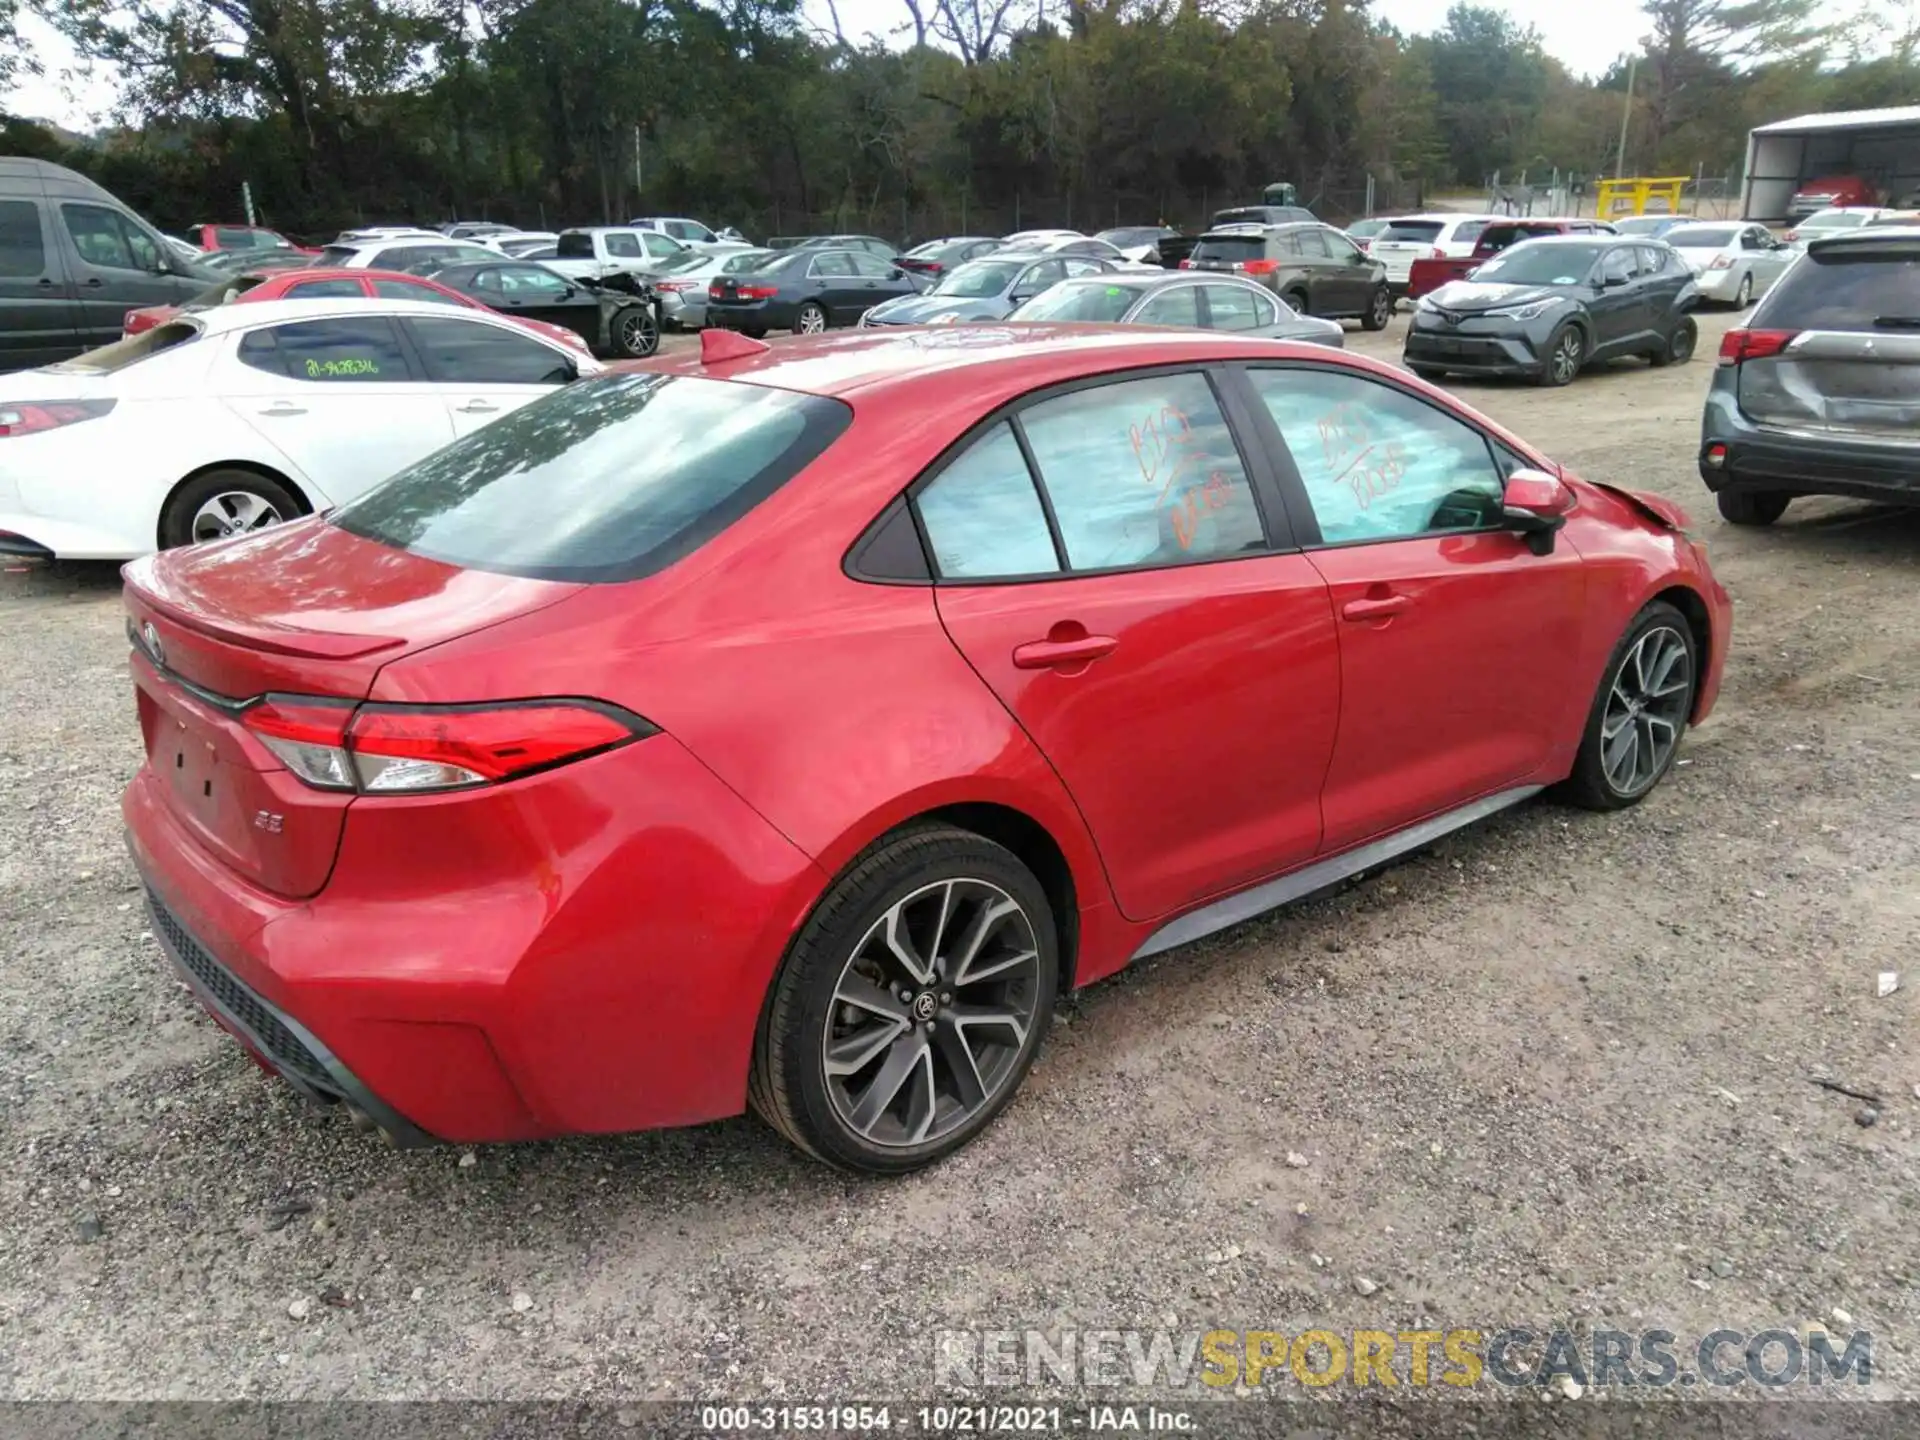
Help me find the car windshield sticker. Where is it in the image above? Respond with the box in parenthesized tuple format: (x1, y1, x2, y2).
(305, 357, 380, 378)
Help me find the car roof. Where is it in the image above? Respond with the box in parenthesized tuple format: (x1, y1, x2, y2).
(179, 296, 514, 334)
(1508, 233, 1622, 245)
(634, 324, 1355, 402)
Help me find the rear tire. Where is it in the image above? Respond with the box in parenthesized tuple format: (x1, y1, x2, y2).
(749, 824, 1058, 1174)
(159, 469, 304, 551)
(1649, 316, 1696, 368)
(1282, 288, 1310, 316)
(1733, 273, 1754, 309)
(1559, 601, 1699, 811)
(1717, 489, 1790, 526)
(794, 302, 828, 336)
(1359, 285, 1393, 331)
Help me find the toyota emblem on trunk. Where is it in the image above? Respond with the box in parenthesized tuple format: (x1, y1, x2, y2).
(141, 622, 164, 667)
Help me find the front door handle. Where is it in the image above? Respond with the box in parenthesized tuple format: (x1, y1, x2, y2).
(457, 400, 501, 415)
(83, 277, 104, 288)
(1012, 634, 1118, 670)
(1341, 595, 1412, 622)
(258, 402, 306, 417)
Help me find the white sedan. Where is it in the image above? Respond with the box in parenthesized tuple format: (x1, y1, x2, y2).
(1661, 221, 1796, 308)
(0, 297, 602, 562)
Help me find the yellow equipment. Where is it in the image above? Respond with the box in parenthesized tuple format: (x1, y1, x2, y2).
(1597, 176, 1690, 219)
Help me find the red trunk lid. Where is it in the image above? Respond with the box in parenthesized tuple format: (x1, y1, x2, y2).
(122, 517, 582, 898)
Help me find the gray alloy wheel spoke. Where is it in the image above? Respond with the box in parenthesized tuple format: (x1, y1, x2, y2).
(1601, 625, 1693, 796)
(193, 491, 281, 542)
(847, 1032, 929, 1135)
(822, 876, 1042, 1149)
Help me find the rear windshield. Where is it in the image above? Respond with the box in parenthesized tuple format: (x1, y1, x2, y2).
(1378, 222, 1443, 243)
(1800, 212, 1870, 230)
(49, 321, 200, 374)
(1477, 225, 1557, 253)
(1096, 228, 1163, 247)
(1753, 245, 1920, 331)
(1010, 281, 1142, 322)
(1211, 208, 1275, 228)
(1665, 226, 1736, 248)
(315, 246, 357, 266)
(183, 275, 266, 311)
(556, 231, 595, 258)
(331, 373, 852, 583)
(1190, 235, 1266, 263)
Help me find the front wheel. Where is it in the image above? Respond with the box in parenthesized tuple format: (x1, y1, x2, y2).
(159, 469, 303, 551)
(1733, 274, 1754, 309)
(609, 304, 659, 358)
(1536, 322, 1585, 387)
(794, 302, 828, 336)
(1717, 489, 1790, 526)
(1650, 316, 1696, 368)
(1360, 285, 1393, 331)
(749, 825, 1057, 1173)
(1559, 602, 1698, 811)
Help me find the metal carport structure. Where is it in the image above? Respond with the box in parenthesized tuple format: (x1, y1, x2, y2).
(1741, 106, 1920, 222)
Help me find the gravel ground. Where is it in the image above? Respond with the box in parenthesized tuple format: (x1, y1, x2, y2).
(2, 311, 1917, 1419)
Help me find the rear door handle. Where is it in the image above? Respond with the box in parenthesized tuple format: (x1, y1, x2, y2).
(1012, 634, 1118, 670)
(457, 400, 501, 414)
(258, 402, 306, 417)
(1341, 595, 1412, 622)
(84, 278, 104, 288)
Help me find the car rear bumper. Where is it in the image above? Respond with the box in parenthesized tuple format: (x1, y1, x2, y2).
(1700, 388, 1920, 504)
(122, 730, 829, 1145)
(709, 301, 788, 331)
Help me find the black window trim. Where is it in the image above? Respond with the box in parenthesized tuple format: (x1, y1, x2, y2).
(844, 360, 1299, 587)
(1220, 360, 1545, 553)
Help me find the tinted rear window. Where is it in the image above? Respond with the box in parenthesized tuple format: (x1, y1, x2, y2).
(332, 373, 853, 583)
(1754, 246, 1920, 331)
(1190, 236, 1267, 263)
(315, 246, 358, 266)
(556, 231, 595, 258)
(1378, 222, 1443, 243)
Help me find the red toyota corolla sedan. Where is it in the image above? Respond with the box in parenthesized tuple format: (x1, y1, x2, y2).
(121, 325, 1730, 1173)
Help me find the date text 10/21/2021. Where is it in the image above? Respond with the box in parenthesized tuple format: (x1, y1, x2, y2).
(699, 1406, 1196, 1433)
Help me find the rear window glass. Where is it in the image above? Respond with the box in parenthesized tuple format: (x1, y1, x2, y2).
(1665, 226, 1736, 247)
(332, 373, 853, 583)
(1211, 209, 1272, 227)
(49, 321, 200, 374)
(1378, 222, 1443, 243)
(1754, 246, 1920, 331)
(315, 245, 358, 266)
(1191, 236, 1267, 263)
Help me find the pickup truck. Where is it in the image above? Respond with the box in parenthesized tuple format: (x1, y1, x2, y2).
(1406, 218, 1617, 299)
(546, 226, 693, 283)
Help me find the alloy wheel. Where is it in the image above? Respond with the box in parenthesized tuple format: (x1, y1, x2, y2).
(1369, 289, 1391, 326)
(1600, 625, 1693, 798)
(798, 306, 827, 335)
(619, 310, 657, 355)
(1735, 275, 1753, 308)
(1551, 330, 1583, 384)
(821, 878, 1042, 1148)
(190, 491, 284, 544)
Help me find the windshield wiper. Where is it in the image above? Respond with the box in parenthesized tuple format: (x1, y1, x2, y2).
(1871, 316, 1920, 329)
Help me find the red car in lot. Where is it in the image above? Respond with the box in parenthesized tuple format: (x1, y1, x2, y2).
(122, 266, 592, 356)
(185, 223, 320, 257)
(121, 325, 1729, 1173)
(1407, 217, 1617, 299)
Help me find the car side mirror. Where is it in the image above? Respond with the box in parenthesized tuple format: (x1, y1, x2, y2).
(1009, 289, 1036, 303)
(1502, 468, 1573, 555)
(1602, 273, 1631, 288)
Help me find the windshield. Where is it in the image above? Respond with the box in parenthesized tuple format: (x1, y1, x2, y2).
(1665, 226, 1736, 248)
(721, 250, 774, 274)
(333, 373, 852, 583)
(933, 260, 1024, 298)
(1471, 243, 1605, 286)
(653, 251, 707, 275)
(1011, 282, 1142, 322)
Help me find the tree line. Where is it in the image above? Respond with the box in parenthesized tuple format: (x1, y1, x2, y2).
(0, 0, 1913, 243)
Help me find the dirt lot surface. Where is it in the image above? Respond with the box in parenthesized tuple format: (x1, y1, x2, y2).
(2, 311, 1916, 1416)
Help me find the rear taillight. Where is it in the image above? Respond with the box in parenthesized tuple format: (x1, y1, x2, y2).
(708, 281, 725, 299)
(737, 285, 779, 300)
(242, 697, 652, 794)
(1429, 247, 1445, 260)
(0, 400, 117, 438)
(1718, 328, 1797, 367)
(655, 280, 694, 292)
(1707, 255, 1733, 270)
(1177, 259, 1192, 270)
(1243, 259, 1280, 276)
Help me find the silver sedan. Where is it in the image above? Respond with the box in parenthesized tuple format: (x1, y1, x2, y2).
(649, 248, 774, 329)
(1661, 222, 1796, 309)
(1006, 272, 1345, 344)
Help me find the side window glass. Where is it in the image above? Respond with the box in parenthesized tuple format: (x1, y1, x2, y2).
(1601, 248, 1638, 283)
(1323, 232, 1362, 262)
(405, 316, 572, 385)
(0, 200, 48, 277)
(261, 317, 411, 382)
(605, 233, 642, 258)
(1062, 258, 1105, 278)
(1026, 259, 1067, 288)
(1200, 284, 1262, 332)
(814, 251, 855, 277)
(1022, 372, 1265, 568)
(473, 268, 505, 294)
(1249, 368, 1505, 544)
(507, 266, 570, 295)
(373, 278, 464, 305)
(1132, 285, 1201, 328)
(237, 329, 288, 378)
(1293, 229, 1330, 259)
(1636, 245, 1669, 276)
(915, 422, 1060, 579)
(282, 278, 366, 299)
(63, 203, 136, 270)
(849, 253, 893, 278)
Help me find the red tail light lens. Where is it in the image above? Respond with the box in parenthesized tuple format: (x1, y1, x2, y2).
(244, 698, 652, 794)
(737, 285, 779, 300)
(1718, 328, 1797, 366)
(0, 400, 117, 438)
(1177, 259, 1192, 270)
(1242, 259, 1280, 276)
(708, 282, 725, 299)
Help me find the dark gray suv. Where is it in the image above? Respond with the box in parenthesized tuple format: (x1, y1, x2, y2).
(1185, 223, 1392, 329)
(1700, 228, 1920, 525)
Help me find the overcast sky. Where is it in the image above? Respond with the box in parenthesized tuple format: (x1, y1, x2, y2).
(0, 0, 1710, 131)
